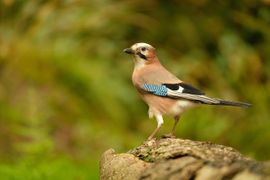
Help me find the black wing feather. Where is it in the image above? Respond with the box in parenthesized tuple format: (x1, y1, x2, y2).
(162, 83, 179, 90)
(163, 83, 205, 95)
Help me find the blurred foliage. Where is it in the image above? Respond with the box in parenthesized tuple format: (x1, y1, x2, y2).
(0, 0, 270, 178)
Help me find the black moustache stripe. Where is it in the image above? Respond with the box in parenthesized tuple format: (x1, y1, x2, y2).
(137, 52, 147, 60)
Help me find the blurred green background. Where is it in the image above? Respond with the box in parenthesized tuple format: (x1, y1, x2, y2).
(0, 0, 270, 179)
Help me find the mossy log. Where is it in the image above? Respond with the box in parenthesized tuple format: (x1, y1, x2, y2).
(100, 138, 270, 180)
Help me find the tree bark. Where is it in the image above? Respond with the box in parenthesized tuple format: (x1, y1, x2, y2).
(100, 138, 270, 180)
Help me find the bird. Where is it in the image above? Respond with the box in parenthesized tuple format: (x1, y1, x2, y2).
(123, 42, 251, 140)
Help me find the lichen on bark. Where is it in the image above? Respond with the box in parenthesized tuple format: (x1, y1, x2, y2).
(100, 138, 270, 180)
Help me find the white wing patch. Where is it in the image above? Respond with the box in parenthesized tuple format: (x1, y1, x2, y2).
(177, 86, 184, 93)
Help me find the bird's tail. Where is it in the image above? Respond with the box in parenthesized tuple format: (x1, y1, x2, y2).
(208, 98, 251, 108)
(167, 91, 251, 108)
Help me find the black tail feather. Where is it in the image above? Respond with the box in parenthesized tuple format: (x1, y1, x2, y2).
(214, 99, 251, 108)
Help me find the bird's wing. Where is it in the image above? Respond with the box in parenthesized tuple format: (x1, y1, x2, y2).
(142, 83, 251, 107)
(143, 82, 214, 104)
(143, 83, 221, 104)
(143, 82, 205, 96)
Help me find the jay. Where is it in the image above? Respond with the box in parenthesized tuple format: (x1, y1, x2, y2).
(124, 42, 250, 140)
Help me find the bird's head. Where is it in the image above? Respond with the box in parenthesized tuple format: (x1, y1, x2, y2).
(123, 43, 158, 68)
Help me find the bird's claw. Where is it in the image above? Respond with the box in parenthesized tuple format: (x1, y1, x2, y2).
(143, 138, 157, 146)
(161, 133, 176, 139)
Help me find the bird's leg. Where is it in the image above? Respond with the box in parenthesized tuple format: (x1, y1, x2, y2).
(162, 115, 180, 138)
(147, 114, 163, 140)
(171, 115, 180, 136)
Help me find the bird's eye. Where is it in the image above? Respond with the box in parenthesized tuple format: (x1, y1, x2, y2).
(141, 47, 146, 51)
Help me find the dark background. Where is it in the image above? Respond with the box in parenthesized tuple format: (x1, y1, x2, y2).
(0, 0, 270, 178)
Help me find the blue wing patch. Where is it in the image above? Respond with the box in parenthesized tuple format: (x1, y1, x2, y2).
(143, 84, 168, 96)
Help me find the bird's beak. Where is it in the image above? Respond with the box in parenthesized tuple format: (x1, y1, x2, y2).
(123, 48, 134, 54)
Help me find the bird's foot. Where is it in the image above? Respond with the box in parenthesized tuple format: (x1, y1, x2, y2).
(143, 137, 157, 146)
(161, 133, 176, 139)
